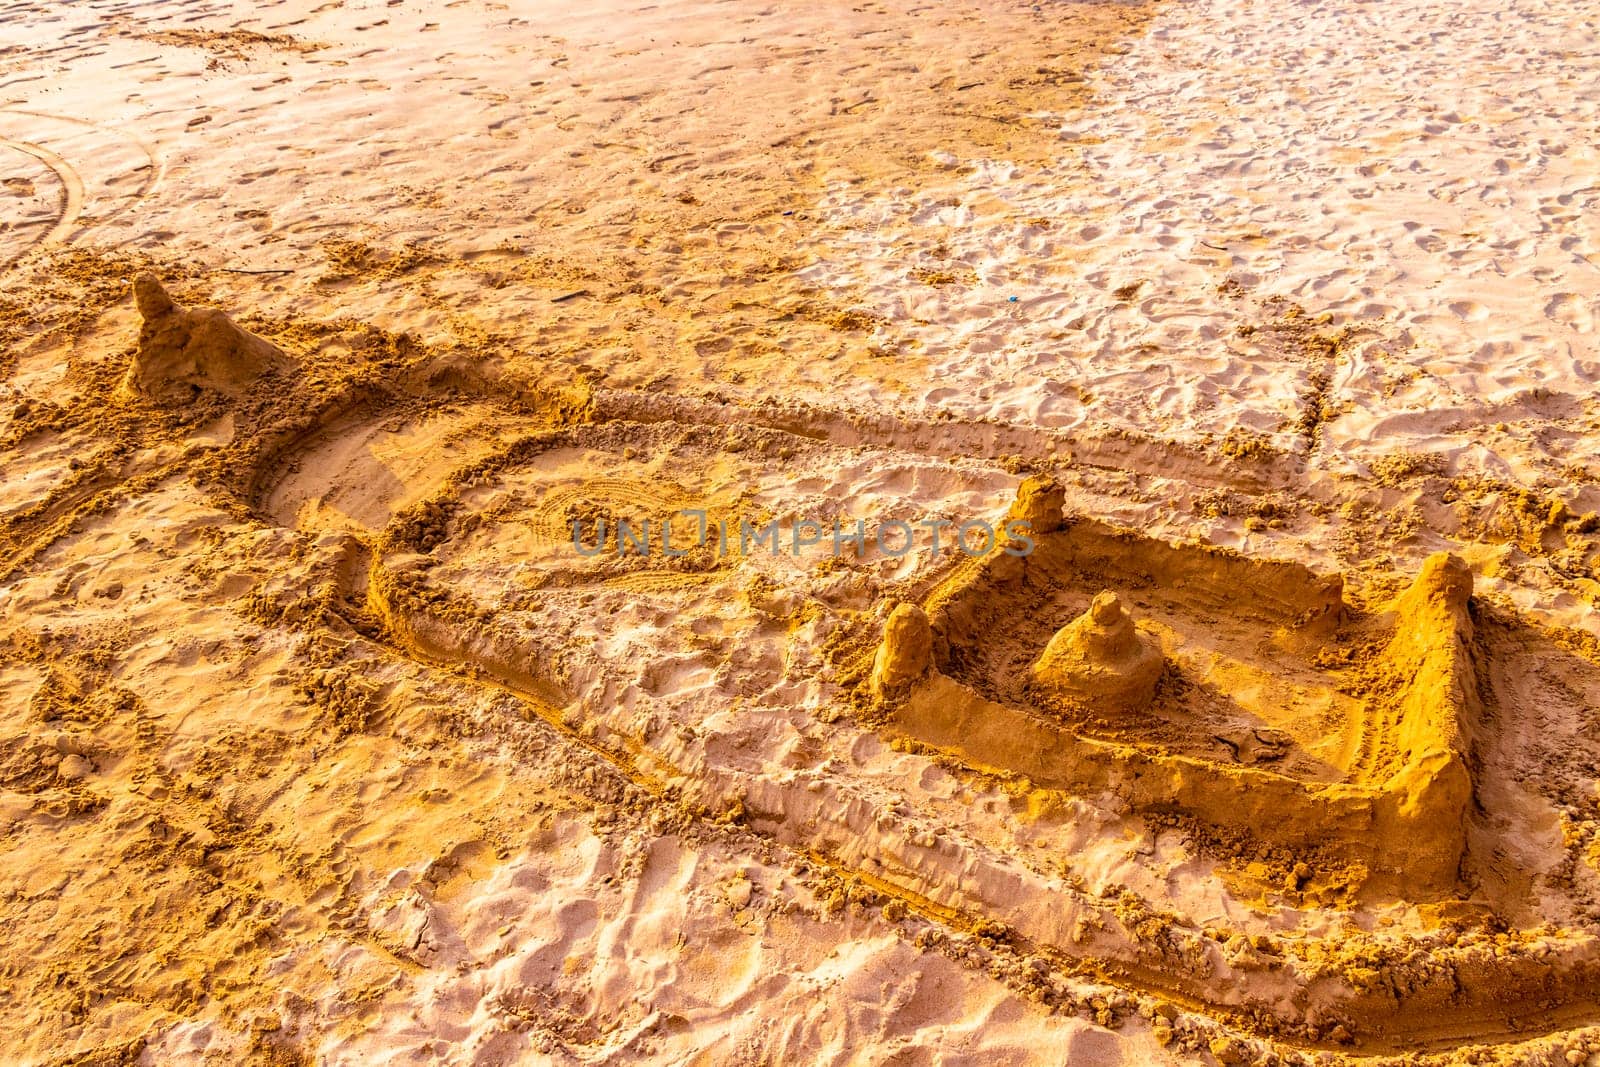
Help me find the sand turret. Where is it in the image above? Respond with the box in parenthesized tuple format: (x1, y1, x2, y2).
(1029, 591, 1164, 714)
(871, 603, 932, 700)
(1393, 551, 1472, 626)
(125, 274, 290, 402)
(1006, 474, 1066, 535)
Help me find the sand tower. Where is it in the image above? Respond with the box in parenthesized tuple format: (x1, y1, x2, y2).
(1029, 591, 1164, 714)
(871, 603, 933, 700)
(1006, 474, 1067, 535)
(125, 274, 289, 402)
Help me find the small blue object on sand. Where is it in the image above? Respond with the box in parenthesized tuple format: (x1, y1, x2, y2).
(1008, 295, 1019, 303)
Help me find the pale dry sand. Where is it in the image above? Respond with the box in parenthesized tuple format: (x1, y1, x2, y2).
(5, 0, 1600, 1065)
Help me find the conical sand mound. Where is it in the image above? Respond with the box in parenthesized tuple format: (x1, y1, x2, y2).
(125, 274, 289, 401)
(1029, 591, 1164, 714)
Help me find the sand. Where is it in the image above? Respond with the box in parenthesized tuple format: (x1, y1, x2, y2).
(5, 0, 1600, 1064)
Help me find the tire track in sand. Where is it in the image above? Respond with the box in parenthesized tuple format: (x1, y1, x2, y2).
(0, 108, 163, 269)
(0, 138, 81, 267)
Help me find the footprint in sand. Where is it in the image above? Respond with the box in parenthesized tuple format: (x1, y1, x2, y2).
(1545, 292, 1595, 331)
(1449, 299, 1490, 322)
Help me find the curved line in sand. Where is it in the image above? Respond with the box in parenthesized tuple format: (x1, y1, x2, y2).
(0, 138, 83, 264)
(0, 108, 165, 266)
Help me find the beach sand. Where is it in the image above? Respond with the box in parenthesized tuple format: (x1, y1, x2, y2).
(4, 0, 1600, 1064)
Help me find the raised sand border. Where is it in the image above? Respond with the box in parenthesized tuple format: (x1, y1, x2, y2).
(880, 510, 1479, 895)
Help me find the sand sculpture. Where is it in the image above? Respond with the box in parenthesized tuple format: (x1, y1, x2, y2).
(1028, 591, 1165, 715)
(224, 395, 1600, 1056)
(876, 477, 1483, 894)
(124, 274, 289, 401)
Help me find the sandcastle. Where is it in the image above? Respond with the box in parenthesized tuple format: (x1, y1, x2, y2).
(124, 274, 289, 402)
(233, 384, 1600, 1046)
(872, 476, 1482, 895)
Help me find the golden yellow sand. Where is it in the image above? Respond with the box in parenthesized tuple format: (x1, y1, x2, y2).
(5, 1, 1600, 1065)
